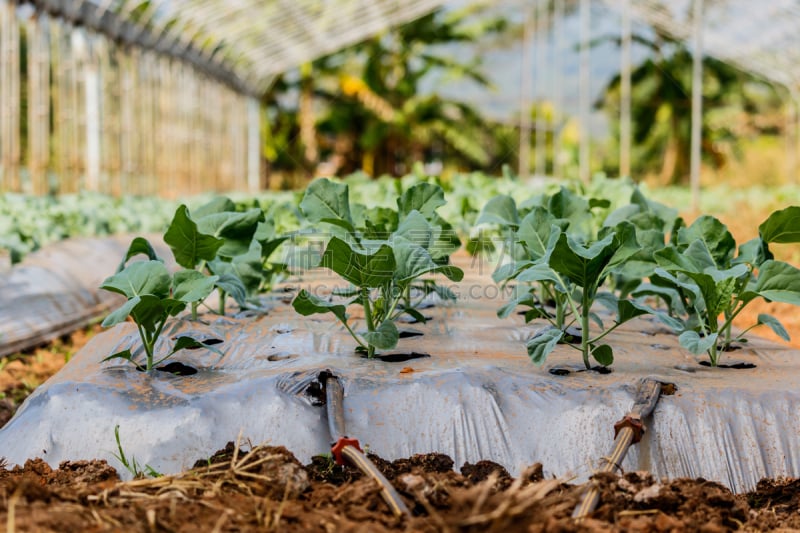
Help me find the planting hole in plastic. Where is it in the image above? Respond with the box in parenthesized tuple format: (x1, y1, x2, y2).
(699, 361, 756, 369)
(267, 352, 298, 362)
(398, 330, 424, 339)
(172, 337, 224, 349)
(548, 365, 613, 376)
(154, 362, 198, 376)
(303, 377, 326, 406)
(375, 352, 431, 363)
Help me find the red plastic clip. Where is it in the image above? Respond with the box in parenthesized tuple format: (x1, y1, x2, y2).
(614, 414, 645, 444)
(331, 436, 361, 466)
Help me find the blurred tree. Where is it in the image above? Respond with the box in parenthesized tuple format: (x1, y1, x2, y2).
(598, 33, 784, 184)
(263, 7, 508, 178)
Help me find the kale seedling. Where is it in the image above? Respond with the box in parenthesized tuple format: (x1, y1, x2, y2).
(646, 207, 800, 366)
(100, 240, 220, 371)
(163, 197, 277, 318)
(291, 178, 463, 358)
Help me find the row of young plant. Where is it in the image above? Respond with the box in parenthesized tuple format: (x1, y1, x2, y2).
(478, 187, 800, 368)
(98, 174, 800, 371)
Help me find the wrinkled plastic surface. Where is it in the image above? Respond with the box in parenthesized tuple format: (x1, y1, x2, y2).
(0, 236, 171, 357)
(1, 255, 799, 492)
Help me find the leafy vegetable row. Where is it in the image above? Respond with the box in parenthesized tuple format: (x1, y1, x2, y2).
(89, 173, 800, 370)
(479, 187, 800, 367)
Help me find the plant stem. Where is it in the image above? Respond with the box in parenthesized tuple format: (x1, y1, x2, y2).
(588, 321, 624, 345)
(136, 323, 153, 370)
(191, 302, 199, 321)
(361, 287, 376, 358)
(218, 288, 226, 316)
(581, 289, 591, 369)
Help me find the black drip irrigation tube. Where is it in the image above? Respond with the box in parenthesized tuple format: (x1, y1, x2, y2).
(573, 377, 665, 521)
(320, 371, 410, 518)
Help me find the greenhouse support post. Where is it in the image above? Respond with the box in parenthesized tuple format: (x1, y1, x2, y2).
(690, 0, 704, 212)
(247, 98, 260, 193)
(518, 5, 533, 180)
(579, 0, 590, 183)
(620, 0, 632, 178)
(534, 0, 548, 177)
(553, 0, 565, 179)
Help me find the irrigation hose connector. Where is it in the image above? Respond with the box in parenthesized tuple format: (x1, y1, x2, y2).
(613, 414, 645, 444)
(320, 370, 410, 518)
(331, 436, 361, 466)
(572, 378, 665, 522)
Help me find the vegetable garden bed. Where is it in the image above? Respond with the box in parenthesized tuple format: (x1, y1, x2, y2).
(2, 250, 800, 494)
(2, 174, 800, 529)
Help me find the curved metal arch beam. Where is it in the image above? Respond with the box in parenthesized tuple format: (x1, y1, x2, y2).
(21, 0, 257, 95)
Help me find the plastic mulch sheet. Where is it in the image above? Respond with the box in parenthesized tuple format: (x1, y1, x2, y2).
(0, 236, 171, 357)
(1, 252, 798, 492)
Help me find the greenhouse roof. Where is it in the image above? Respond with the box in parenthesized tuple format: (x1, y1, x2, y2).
(602, 0, 800, 90)
(38, 0, 448, 96)
(35, 0, 800, 96)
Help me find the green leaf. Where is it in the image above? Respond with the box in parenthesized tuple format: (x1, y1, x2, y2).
(363, 320, 399, 350)
(757, 313, 790, 342)
(497, 291, 537, 319)
(549, 232, 616, 288)
(758, 206, 800, 243)
(589, 198, 611, 209)
(127, 295, 185, 331)
(208, 242, 264, 296)
(679, 331, 718, 355)
(117, 237, 160, 272)
(393, 238, 463, 283)
(193, 197, 236, 218)
(292, 289, 348, 324)
(321, 237, 395, 288)
(677, 216, 735, 267)
(196, 208, 263, 258)
(400, 307, 428, 324)
(617, 299, 652, 324)
(432, 283, 458, 300)
(394, 210, 434, 248)
(101, 349, 134, 364)
(299, 178, 354, 232)
(591, 344, 613, 366)
(476, 195, 519, 227)
(165, 336, 223, 360)
(516, 263, 563, 289)
(492, 261, 522, 284)
(548, 187, 592, 238)
(735, 238, 773, 267)
(172, 270, 218, 303)
(526, 327, 563, 365)
(600, 222, 641, 277)
(518, 207, 560, 261)
(101, 260, 171, 299)
(164, 205, 224, 269)
(756, 260, 800, 305)
(397, 182, 446, 218)
(102, 296, 141, 327)
(214, 273, 248, 308)
(332, 286, 360, 297)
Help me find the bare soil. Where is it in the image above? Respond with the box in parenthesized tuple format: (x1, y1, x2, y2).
(1, 443, 799, 532)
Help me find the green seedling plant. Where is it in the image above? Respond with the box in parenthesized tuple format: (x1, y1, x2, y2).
(478, 195, 572, 331)
(112, 425, 160, 478)
(482, 188, 670, 369)
(100, 239, 220, 371)
(292, 179, 463, 358)
(164, 197, 286, 318)
(644, 206, 800, 366)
